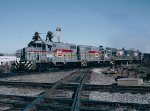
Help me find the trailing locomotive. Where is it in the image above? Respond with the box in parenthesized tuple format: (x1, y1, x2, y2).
(15, 29, 142, 71)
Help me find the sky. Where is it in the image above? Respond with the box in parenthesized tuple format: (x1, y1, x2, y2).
(0, 0, 150, 53)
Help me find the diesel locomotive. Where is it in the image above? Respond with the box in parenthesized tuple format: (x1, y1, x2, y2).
(15, 29, 142, 71)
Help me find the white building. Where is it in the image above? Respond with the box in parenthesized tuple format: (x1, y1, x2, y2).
(0, 56, 19, 65)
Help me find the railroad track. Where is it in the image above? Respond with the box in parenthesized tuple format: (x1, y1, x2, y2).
(0, 68, 91, 111)
(21, 68, 91, 111)
(80, 99, 150, 111)
(0, 94, 150, 111)
(84, 84, 150, 93)
(1, 68, 150, 110)
(1, 81, 150, 94)
(0, 69, 84, 111)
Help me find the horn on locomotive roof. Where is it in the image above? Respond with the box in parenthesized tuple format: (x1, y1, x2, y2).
(46, 31, 55, 42)
(56, 27, 61, 43)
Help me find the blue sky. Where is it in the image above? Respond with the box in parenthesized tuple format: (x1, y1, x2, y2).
(0, 0, 150, 53)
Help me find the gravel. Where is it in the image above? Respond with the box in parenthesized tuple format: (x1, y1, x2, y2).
(50, 90, 74, 98)
(0, 71, 74, 83)
(142, 80, 150, 86)
(89, 68, 150, 105)
(0, 86, 44, 96)
(89, 91, 150, 104)
(90, 68, 116, 85)
(115, 108, 137, 111)
(0, 106, 10, 111)
(0, 70, 76, 97)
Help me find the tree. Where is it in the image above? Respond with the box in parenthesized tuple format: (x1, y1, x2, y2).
(32, 32, 40, 41)
(46, 31, 54, 42)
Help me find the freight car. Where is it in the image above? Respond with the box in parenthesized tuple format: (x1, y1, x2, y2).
(14, 29, 142, 71)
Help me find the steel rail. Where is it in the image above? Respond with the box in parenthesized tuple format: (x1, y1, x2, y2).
(71, 74, 85, 111)
(0, 94, 74, 111)
(84, 84, 150, 93)
(1, 94, 150, 111)
(22, 69, 82, 111)
(1, 80, 150, 93)
(71, 69, 91, 111)
(81, 99, 150, 111)
(0, 81, 53, 88)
